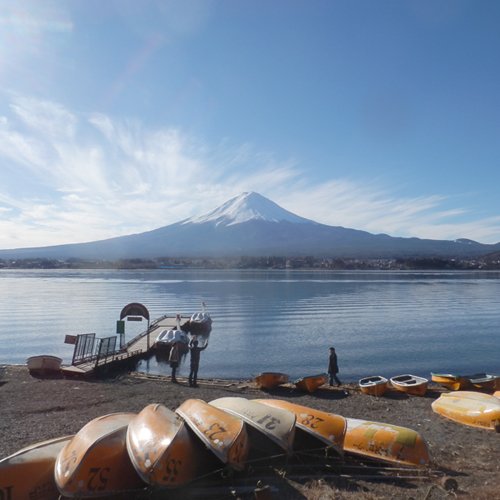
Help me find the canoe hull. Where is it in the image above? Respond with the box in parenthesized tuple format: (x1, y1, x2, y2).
(0, 436, 72, 500)
(255, 399, 346, 456)
(432, 391, 500, 430)
(175, 399, 249, 470)
(55, 413, 145, 497)
(26, 355, 62, 376)
(126, 404, 212, 487)
(253, 372, 289, 390)
(344, 419, 430, 467)
(294, 374, 328, 393)
(390, 375, 428, 396)
(209, 397, 296, 456)
(465, 373, 500, 391)
(431, 373, 469, 391)
(359, 376, 389, 396)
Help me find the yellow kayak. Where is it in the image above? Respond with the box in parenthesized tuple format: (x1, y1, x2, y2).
(344, 419, 430, 467)
(432, 391, 500, 430)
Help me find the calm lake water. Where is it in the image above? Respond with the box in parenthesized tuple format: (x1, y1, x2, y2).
(1, 269, 499, 382)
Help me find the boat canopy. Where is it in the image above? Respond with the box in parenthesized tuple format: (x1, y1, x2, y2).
(120, 302, 150, 321)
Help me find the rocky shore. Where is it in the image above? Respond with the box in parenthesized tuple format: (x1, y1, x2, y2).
(1, 365, 499, 499)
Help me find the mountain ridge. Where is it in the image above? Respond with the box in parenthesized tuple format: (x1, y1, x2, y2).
(0, 192, 499, 260)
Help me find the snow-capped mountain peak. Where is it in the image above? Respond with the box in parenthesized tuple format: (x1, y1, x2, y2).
(182, 192, 316, 227)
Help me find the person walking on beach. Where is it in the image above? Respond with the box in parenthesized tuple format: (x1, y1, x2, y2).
(328, 346, 341, 387)
(188, 336, 208, 387)
(169, 342, 180, 383)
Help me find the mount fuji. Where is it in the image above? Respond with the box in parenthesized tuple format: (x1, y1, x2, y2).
(1, 192, 499, 260)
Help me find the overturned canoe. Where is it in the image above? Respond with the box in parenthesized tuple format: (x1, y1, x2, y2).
(127, 404, 215, 487)
(209, 397, 296, 456)
(431, 373, 469, 391)
(255, 399, 345, 456)
(55, 413, 145, 497)
(390, 374, 429, 396)
(176, 399, 249, 470)
(253, 372, 289, 390)
(359, 376, 389, 396)
(26, 355, 62, 376)
(465, 373, 500, 391)
(344, 419, 430, 467)
(294, 373, 328, 393)
(432, 391, 500, 430)
(0, 436, 72, 500)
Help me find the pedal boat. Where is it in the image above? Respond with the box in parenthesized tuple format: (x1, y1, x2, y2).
(344, 419, 430, 467)
(155, 314, 189, 352)
(0, 436, 72, 500)
(432, 391, 500, 430)
(209, 397, 296, 456)
(55, 413, 145, 497)
(188, 302, 212, 335)
(431, 373, 470, 391)
(255, 399, 346, 457)
(390, 374, 429, 396)
(175, 399, 249, 470)
(126, 404, 216, 487)
(359, 376, 389, 396)
(253, 372, 289, 390)
(294, 373, 328, 393)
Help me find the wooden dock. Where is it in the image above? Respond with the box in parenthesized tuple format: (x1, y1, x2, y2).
(61, 314, 191, 378)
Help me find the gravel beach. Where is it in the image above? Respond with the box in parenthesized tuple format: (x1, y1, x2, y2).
(1, 365, 500, 499)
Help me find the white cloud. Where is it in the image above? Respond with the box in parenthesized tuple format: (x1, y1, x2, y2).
(0, 96, 500, 250)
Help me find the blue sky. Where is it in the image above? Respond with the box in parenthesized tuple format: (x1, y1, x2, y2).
(1, 0, 500, 250)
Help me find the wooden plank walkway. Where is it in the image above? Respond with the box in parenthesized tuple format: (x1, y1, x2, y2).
(61, 314, 192, 377)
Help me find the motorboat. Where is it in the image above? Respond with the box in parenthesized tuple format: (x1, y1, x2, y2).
(432, 391, 500, 430)
(0, 436, 72, 500)
(175, 399, 249, 470)
(359, 376, 389, 396)
(344, 418, 430, 467)
(188, 301, 212, 335)
(431, 372, 470, 391)
(294, 373, 328, 393)
(209, 397, 296, 456)
(126, 404, 217, 487)
(253, 372, 289, 390)
(26, 355, 62, 376)
(255, 399, 346, 457)
(390, 374, 429, 396)
(55, 413, 145, 497)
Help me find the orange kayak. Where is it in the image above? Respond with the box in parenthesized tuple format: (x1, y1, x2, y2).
(255, 399, 346, 456)
(0, 436, 72, 500)
(253, 372, 289, 389)
(55, 413, 145, 497)
(127, 403, 216, 487)
(294, 373, 328, 393)
(176, 399, 249, 470)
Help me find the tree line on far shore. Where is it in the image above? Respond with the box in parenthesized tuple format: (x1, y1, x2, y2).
(1, 254, 500, 271)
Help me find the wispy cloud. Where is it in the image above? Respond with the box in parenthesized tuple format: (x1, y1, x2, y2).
(0, 96, 499, 250)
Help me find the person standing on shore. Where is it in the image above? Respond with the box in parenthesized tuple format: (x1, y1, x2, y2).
(169, 342, 180, 383)
(328, 346, 341, 387)
(188, 336, 208, 387)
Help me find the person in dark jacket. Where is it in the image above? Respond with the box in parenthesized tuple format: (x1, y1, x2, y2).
(328, 347, 341, 387)
(188, 337, 208, 387)
(169, 342, 180, 383)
